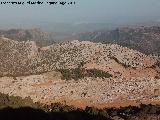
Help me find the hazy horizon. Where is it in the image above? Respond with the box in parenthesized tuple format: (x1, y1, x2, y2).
(0, 0, 160, 30)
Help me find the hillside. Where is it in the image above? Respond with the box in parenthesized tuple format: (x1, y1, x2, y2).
(2, 26, 160, 56)
(0, 28, 55, 47)
(0, 38, 159, 109)
(0, 92, 160, 120)
(76, 26, 160, 55)
(0, 37, 159, 78)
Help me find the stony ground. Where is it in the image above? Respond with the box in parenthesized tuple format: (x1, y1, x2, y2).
(0, 38, 159, 108)
(0, 71, 159, 108)
(0, 38, 159, 78)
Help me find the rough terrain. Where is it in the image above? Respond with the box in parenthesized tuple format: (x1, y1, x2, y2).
(0, 71, 159, 109)
(0, 37, 159, 109)
(76, 26, 160, 55)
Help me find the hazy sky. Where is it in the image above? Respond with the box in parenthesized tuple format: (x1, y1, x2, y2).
(0, 0, 160, 25)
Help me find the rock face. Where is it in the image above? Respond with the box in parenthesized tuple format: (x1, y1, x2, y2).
(0, 38, 159, 108)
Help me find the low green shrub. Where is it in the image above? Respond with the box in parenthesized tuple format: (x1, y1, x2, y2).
(57, 68, 112, 80)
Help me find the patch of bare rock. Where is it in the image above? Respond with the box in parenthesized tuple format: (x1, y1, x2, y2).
(0, 71, 159, 108)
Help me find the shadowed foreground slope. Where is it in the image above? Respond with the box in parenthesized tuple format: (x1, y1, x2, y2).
(0, 105, 160, 120)
(0, 93, 160, 120)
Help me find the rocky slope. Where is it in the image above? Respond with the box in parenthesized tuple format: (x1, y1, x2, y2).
(0, 37, 159, 78)
(76, 26, 160, 55)
(0, 37, 159, 108)
(0, 72, 159, 109)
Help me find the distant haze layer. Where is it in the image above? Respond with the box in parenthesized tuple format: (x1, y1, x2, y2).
(0, 0, 160, 30)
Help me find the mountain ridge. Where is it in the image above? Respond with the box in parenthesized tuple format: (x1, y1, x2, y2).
(0, 38, 159, 78)
(76, 26, 160, 55)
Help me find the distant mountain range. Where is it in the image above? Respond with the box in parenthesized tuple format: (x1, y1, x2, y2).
(0, 28, 55, 47)
(76, 26, 160, 55)
(0, 26, 160, 56)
